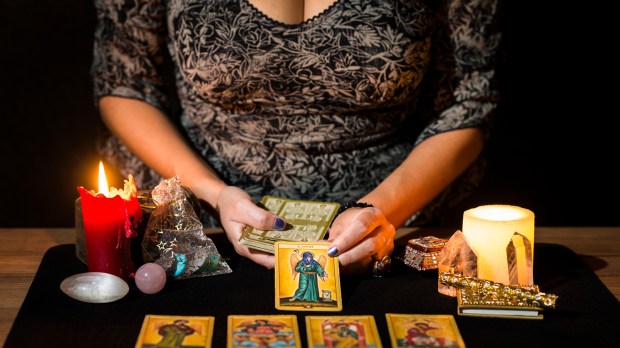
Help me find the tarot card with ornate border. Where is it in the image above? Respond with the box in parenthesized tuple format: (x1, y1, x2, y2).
(134, 314, 214, 348)
(305, 315, 383, 348)
(239, 196, 339, 253)
(385, 314, 465, 348)
(274, 241, 342, 311)
(227, 314, 301, 348)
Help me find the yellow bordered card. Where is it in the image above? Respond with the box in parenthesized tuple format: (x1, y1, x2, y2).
(385, 313, 465, 348)
(305, 315, 383, 348)
(274, 241, 342, 311)
(227, 314, 301, 348)
(135, 314, 214, 348)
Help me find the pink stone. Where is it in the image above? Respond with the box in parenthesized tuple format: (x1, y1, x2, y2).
(134, 263, 167, 294)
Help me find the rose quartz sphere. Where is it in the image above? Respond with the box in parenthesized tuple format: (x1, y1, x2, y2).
(134, 263, 166, 294)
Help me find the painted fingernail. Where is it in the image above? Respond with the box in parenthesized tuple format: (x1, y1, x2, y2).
(327, 246, 339, 257)
(274, 218, 285, 231)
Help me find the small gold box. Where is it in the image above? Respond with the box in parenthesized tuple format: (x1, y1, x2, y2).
(402, 236, 447, 271)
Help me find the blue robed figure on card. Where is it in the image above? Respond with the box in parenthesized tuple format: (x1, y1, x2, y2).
(289, 251, 328, 302)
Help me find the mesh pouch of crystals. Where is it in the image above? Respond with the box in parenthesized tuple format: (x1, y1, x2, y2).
(142, 176, 232, 279)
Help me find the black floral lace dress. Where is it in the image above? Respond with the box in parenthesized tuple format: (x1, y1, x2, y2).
(91, 0, 501, 226)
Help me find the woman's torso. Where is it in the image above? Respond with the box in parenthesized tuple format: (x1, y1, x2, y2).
(166, 0, 434, 203)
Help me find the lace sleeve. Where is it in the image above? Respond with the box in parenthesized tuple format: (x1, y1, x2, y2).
(415, 0, 502, 145)
(90, 0, 169, 112)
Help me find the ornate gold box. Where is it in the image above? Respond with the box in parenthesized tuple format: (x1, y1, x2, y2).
(402, 236, 447, 271)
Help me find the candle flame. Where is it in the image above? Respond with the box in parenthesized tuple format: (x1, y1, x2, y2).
(98, 161, 110, 197)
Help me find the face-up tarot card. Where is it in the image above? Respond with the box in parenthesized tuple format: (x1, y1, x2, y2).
(274, 241, 342, 311)
(239, 196, 340, 253)
(305, 315, 383, 348)
(227, 314, 301, 348)
(134, 314, 214, 348)
(385, 313, 466, 348)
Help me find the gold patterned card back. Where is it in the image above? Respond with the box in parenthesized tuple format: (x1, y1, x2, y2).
(239, 196, 339, 253)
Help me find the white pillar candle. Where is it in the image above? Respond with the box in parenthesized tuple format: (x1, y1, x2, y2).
(462, 205, 535, 285)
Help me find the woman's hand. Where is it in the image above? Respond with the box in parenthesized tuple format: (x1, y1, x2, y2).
(326, 206, 395, 275)
(215, 186, 285, 269)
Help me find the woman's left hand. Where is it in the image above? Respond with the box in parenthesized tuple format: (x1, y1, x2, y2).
(326, 206, 395, 275)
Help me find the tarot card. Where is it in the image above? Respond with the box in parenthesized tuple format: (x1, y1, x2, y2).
(227, 314, 301, 348)
(134, 314, 214, 348)
(385, 313, 466, 348)
(274, 241, 342, 311)
(239, 196, 340, 253)
(305, 315, 383, 348)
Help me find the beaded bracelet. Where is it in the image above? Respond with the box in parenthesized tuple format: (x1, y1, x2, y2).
(336, 201, 374, 217)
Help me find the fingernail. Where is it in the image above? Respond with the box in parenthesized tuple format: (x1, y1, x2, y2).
(274, 218, 285, 231)
(327, 246, 338, 257)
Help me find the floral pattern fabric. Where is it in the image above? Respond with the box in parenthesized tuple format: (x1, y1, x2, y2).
(92, 0, 501, 226)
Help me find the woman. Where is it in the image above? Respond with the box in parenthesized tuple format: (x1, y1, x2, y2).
(91, 0, 501, 274)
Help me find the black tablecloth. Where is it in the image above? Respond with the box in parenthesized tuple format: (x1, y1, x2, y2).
(5, 235, 620, 347)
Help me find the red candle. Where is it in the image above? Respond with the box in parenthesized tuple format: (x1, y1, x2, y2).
(77, 162, 142, 279)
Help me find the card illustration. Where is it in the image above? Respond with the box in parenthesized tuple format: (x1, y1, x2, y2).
(134, 314, 214, 348)
(305, 315, 383, 348)
(227, 314, 301, 348)
(385, 314, 466, 348)
(275, 241, 342, 311)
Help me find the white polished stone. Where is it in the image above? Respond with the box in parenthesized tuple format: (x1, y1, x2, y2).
(60, 272, 129, 303)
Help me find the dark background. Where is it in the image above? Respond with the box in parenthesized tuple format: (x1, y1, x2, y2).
(1, 1, 617, 228)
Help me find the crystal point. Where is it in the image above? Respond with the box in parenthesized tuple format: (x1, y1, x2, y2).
(437, 230, 478, 296)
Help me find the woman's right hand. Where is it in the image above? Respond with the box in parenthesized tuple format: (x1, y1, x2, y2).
(215, 186, 285, 269)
